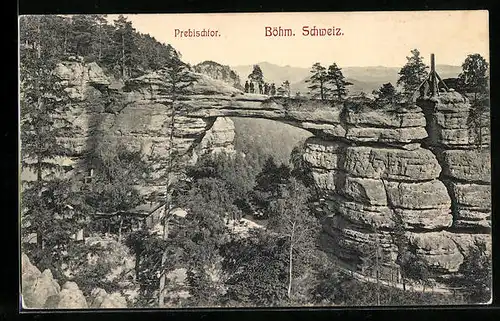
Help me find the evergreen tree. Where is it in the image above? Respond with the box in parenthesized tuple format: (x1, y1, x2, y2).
(458, 53, 489, 96)
(253, 157, 291, 213)
(248, 64, 264, 85)
(397, 49, 429, 96)
(111, 15, 140, 78)
(326, 63, 352, 100)
(458, 54, 490, 150)
(306, 63, 329, 100)
(20, 15, 91, 274)
(70, 15, 96, 57)
(220, 228, 289, 306)
(373, 82, 398, 104)
(154, 56, 197, 307)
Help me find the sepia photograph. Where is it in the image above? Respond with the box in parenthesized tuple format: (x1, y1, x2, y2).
(18, 11, 491, 309)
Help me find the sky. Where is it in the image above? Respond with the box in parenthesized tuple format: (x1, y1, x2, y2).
(106, 11, 489, 68)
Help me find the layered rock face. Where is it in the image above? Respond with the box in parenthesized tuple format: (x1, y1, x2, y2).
(418, 93, 491, 230)
(27, 59, 490, 285)
(307, 94, 491, 282)
(48, 61, 241, 195)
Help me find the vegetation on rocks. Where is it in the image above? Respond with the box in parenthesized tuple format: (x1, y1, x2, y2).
(19, 15, 491, 309)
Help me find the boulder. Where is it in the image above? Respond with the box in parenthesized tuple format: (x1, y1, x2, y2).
(100, 292, 128, 308)
(56, 281, 88, 309)
(24, 269, 61, 308)
(89, 288, 108, 308)
(408, 232, 464, 274)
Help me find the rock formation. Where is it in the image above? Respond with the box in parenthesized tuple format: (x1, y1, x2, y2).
(194, 60, 244, 90)
(21, 253, 128, 309)
(308, 94, 491, 282)
(24, 59, 490, 286)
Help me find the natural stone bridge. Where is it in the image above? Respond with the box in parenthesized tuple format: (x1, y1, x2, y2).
(54, 59, 491, 284)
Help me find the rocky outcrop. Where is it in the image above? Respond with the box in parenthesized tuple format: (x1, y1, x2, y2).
(193, 116, 236, 162)
(417, 92, 491, 231)
(21, 252, 129, 309)
(304, 92, 490, 282)
(89, 288, 128, 308)
(30, 59, 490, 286)
(194, 60, 243, 90)
(21, 253, 87, 309)
(21, 253, 61, 309)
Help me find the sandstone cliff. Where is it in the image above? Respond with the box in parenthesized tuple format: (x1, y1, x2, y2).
(307, 93, 491, 282)
(28, 59, 490, 286)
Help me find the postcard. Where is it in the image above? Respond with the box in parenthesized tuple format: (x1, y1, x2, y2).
(18, 11, 491, 309)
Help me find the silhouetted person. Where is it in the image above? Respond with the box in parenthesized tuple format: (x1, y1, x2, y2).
(244, 80, 249, 93)
(270, 83, 276, 96)
(249, 82, 255, 93)
(258, 82, 263, 94)
(264, 83, 269, 95)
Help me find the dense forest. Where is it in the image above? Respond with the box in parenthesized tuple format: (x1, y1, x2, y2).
(19, 15, 491, 308)
(20, 15, 181, 79)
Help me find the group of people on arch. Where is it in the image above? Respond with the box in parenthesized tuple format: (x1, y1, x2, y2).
(244, 80, 277, 95)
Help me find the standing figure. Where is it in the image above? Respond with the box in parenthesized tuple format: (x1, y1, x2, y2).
(264, 83, 269, 95)
(244, 80, 249, 93)
(270, 83, 276, 96)
(249, 82, 255, 93)
(258, 82, 263, 94)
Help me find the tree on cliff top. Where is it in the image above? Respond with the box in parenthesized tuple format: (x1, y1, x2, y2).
(326, 63, 352, 100)
(373, 82, 399, 104)
(458, 54, 489, 97)
(248, 64, 264, 85)
(397, 49, 429, 96)
(458, 54, 490, 150)
(306, 62, 329, 100)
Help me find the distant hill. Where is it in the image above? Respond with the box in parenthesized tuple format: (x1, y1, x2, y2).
(232, 62, 311, 87)
(232, 62, 462, 95)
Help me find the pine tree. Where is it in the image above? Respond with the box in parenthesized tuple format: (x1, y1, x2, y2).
(248, 64, 264, 85)
(70, 15, 96, 57)
(111, 15, 139, 78)
(458, 54, 490, 150)
(397, 49, 429, 95)
(373, 82, 398, 104)
(20, 16, 90, 272)
(306, 63, 329, 100)
(326, 63, 352, 100)
(155, 57, 197, 307)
